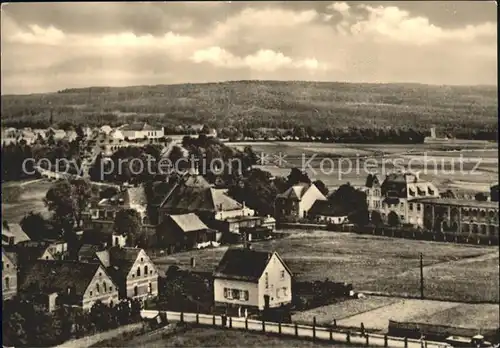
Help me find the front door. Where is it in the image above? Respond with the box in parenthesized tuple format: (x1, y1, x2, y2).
(264, 295, 270, 309)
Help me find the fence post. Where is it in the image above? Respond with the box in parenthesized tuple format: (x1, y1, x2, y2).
(361, 322, 365, 336)
(278, 321, 282, 335)
(245, 317, 248, 330)
(196, 313, 199, 324)
(365, 334, 369, 346)
(212, 314, 215, 325)
(313, 317, 316, 341)
(404, 336, 408, 348)
(229, 316, 232, 329)
(262, 319, 265, 333)
(180, 311, 184, 323)
(295, 322, 298, 337)
(384, 334, 388, 347)
(346, 332, 350, 344)
(333, 319, 337, 328)
(329, 327, 333, 342)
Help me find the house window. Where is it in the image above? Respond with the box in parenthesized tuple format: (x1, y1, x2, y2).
(148, 282, 153, 294)
(265, 272, 269, 289)
(103, 282, 107, 292)
(141, 258, 144, 262)
(224, 288, 233, 299)
(96, 283, 100, 294)
(283, 287, 288, 296)
(144, 265, 148, 275)
(276, 288, 280, 299)
(137, 267, 141, 277)
(417, 204, 421, 212)
(243, 290, 249, 301)
(110, 286, 113, 292)
(134, 286, 138, 297)
(232, 289, 240, 300)
(280, 270, 285, 280)
(409, 203, 413, 211)
(5, 277, 10, 289)
(90, 290, 93, 296)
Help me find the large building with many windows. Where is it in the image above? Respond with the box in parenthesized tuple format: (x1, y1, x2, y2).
(365, 172, 440, 227)
(415, 198, 499, 237)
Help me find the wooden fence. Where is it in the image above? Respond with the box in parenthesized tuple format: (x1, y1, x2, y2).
(140, 310, 451, 348)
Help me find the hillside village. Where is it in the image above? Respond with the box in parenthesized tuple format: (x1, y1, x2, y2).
(1, 122, 499, 347)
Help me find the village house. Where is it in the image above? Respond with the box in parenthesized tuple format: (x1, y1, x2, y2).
(2, 222, 31, 246)
(121, 122, 164, 140)
(275, 182, 327, 220)
(158, 213, 214, 253)
(90, 186, 148, 223)
(365, 171, 440, 227)
(89, 133, 128, 157)
(2, 250, 18, 300)
(213, 247, 293, 315)
(307, 200, 349, 224)
(92, 246, 159, 300)
(100, 125, 113, 135)
(18, 260, 119, 311)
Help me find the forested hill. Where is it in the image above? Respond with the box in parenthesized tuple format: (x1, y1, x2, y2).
(1, 80, 497, 136)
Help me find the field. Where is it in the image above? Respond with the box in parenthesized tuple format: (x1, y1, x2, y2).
(1, 81, 497, 131)
(110, 326, 365, 348)
(152, 231, 499, 303)
(229, 141, 498, 191)
(1, 179, 53, 223)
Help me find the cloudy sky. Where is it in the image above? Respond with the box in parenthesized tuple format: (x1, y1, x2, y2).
(1, 1, 497, 94)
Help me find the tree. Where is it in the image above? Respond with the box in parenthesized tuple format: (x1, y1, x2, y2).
(370, 210, 383, 226)
(20, 212, 56, 240)
(45, 180, 76, 237)
(113, 209, 141, 247)
(286, 167, 311, 188)
(387, 211, 400, 227)
(329, 183, 369, 225)
(313, 179, 329, 197)
(475, 192, 488, 202)
(70, 178, 92, 228)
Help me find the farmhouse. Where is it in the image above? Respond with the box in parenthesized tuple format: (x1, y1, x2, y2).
(121, 122, 164, 140)
(158, 213, 214, 253)
(308, 200, 348, 224)
(275, 182, 327, 220)
(213, 247, 293, 313)
(90, 186, 148, 223)
(93, 246, 159, 300)
(2, 250, 18, 300)
(18, 260, 119, 311)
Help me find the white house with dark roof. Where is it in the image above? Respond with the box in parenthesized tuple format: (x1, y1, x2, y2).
(93, 247, 159, 300)
(275, 182, 327, 220)
(121, 122, 164, 140)
(2, 222, 31, 246)
(213, 247, 292, 313)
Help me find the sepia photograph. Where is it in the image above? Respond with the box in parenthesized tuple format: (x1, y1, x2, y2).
(1, 1, 498, 347)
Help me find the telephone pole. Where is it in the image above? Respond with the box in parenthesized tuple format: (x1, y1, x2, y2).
(420, 252, 424, 300)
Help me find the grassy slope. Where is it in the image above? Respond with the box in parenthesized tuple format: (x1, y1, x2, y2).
(152, 231, 499, 303)
(1, 81, 497, 129)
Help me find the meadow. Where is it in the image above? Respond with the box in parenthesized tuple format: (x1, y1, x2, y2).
(152, 231, 499, 303)
(1, 179, 53, 223)
(229, 141, 498, 191)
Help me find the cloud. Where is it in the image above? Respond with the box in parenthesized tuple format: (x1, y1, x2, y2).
(328, 2, 350, 15)
(190, 47, 326, 72)
(352, 5, 496, 45)
(1, 2, 497, 93)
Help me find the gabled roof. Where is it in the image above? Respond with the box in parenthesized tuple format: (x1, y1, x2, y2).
(96, 247, 143, 282)
(99, 186, 147, 208)
(276, 183, 311, 200)
(308, 200, 348, 217)
(162, 185, 242, 213)
(2, 223, 30, 244)
(213, 248, 292, 282)
(121, 122, 158, 131)
(2, 249, 17, 267)
(168, 213, 209, 233)
(19, 260, 102, 296)
(78, 244, 103, 262)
